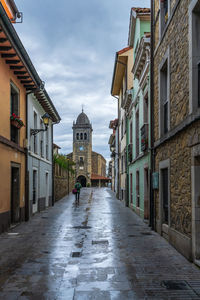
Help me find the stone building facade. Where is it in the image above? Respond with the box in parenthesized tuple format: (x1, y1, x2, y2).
(152, 0, 200, 263)
(69, 111, 109, 187)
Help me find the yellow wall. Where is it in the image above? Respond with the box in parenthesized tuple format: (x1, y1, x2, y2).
(0, 56, 26, 214)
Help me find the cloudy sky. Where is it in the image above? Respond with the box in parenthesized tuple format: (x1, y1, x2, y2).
(15, 0, 150, 163)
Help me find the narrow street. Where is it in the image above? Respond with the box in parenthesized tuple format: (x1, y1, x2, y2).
(0, 188, 200, 300)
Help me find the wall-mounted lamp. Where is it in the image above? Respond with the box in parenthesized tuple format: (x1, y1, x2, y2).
(30, 113, 51, 136)
(110, 145, 119, 156)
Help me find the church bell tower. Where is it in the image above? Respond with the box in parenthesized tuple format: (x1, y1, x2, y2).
(72, 110, 92, 187)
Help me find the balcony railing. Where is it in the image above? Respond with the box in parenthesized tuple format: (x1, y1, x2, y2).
(121, 89, 133, 110)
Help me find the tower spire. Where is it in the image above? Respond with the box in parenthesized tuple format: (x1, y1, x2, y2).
(82, 104, 84, 113)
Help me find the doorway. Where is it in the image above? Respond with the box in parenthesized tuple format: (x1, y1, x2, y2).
(77, 175, 86, 187)
(11, 165, 20, 224)
(192, 153, 200, 261)
(32, 169, 38, 214)
(45, 172, 49, 207)
(144, 167, 149, 220)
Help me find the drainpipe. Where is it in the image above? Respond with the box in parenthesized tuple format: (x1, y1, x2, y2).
(52, 124, 55, 206)
(125, 112, 129, 207)
(150, 0, 155, 229)
(25, 92, 30, 221)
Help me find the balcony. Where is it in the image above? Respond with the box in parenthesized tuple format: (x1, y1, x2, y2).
(121, 89, 133, 110)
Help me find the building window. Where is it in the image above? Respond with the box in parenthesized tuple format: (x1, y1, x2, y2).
(40, 119, 44, 157)
(76, 133, 79, 140)
(121, 119, 124, 139)
(79, 157, 84, 166)
(159, 53, 169, 136)
(10, 84, 19, 144)
(189, 2, 200, 112)
(130, 121, 133, 144)
(80, 133, 83, 140)
(33, 112, 37, 154)
(136, 170, 140, 207)
(130, 173, 133, 203)
(135, 109, 139, 157)
(160, 0, 170, 35)
(84, 133, 87, 140)
(144, 93, 148, 124)
(33, 170, 37, 204)
(46, 128, 49, 160)
(121, 155, 124, 173)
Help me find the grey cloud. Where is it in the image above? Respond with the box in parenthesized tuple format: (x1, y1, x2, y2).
(16, 0, 150, 161)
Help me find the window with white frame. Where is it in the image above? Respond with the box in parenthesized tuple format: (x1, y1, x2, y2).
(46, 127, 49, 160)
(40, 119, 44, 157)
(135, 109, 139, 157)
(143, 93, 149, 124)
(121, 119, 124, 139)
(33, 112, 38, 154)
(136, 170, 140, 207)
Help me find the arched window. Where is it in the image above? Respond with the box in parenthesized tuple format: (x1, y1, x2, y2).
(76, 133, 79, 140)
(84, 133, 87, 140)
(80, 133, 83, 140)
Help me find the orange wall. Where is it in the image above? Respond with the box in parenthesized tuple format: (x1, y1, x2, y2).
(0, 143, 25, 212)
(0, 57, 26, 143)
(0, 56, 26, 213)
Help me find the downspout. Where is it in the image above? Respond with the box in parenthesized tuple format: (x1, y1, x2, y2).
(126, 111, 129, 207)
(25, 92, 30, 221)
(52, 124, 54, 206)
(150, 0, 155, 229)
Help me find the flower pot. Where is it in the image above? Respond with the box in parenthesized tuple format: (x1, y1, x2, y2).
(11, 119, 22, 129)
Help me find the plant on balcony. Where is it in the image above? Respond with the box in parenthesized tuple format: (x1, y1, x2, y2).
(10, 113, 25, 129)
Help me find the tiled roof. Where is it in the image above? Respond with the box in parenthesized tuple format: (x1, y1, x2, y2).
(91, 174, 110, 181)
(117, 46, 132, 55)
(132, 7, 151, 14)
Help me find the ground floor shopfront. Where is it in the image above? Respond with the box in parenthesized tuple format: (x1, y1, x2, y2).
(28, 154, 52, 217)
(0, 141, 26, 233)
(154, 120, 200, 262)
(128, 154, 150, 220)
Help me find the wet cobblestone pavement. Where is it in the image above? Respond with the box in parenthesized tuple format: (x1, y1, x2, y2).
(1, 188, 200, 299)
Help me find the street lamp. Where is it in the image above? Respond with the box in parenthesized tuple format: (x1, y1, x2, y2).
(30, 113, 51, 136)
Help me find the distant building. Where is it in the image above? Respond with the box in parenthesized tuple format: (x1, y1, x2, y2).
(68, 111, 109, 187)
(108, 119, 118, 194)
(111, 46, 133, 204)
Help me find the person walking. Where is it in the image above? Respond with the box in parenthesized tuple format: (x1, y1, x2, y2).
(74, 180, 82, 204)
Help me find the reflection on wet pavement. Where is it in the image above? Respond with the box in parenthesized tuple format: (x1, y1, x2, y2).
(0, 188, 200, 299)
